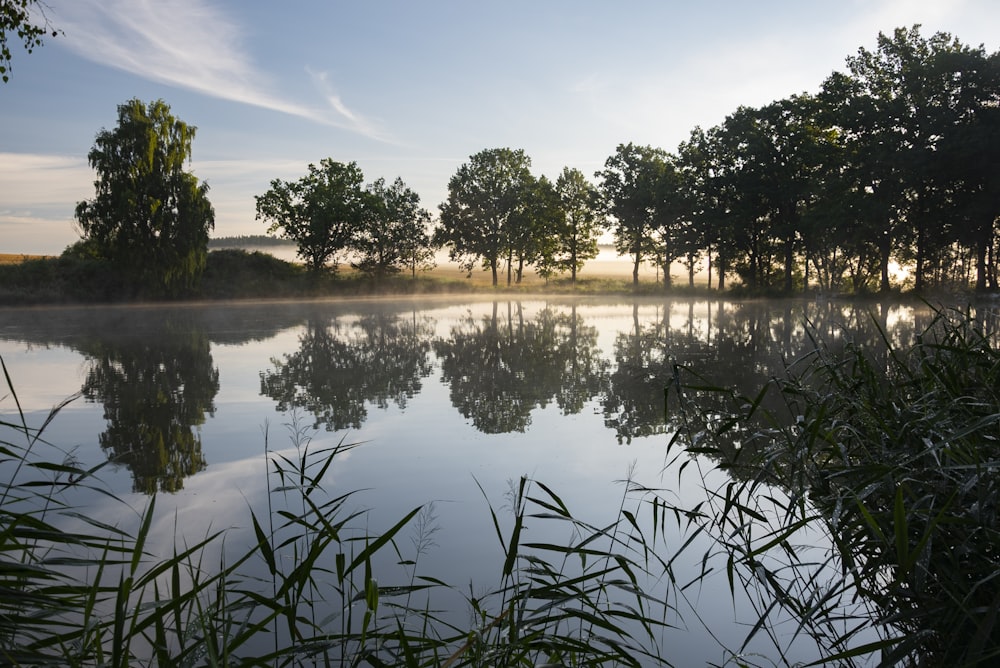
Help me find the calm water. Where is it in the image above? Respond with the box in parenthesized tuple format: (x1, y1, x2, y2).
(0, 296, 938, 664)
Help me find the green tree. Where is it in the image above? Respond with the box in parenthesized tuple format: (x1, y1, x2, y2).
(821, 27, 975, 292)
(75, 98, 214, 297)
(436, 147, 534, 286)
(352, 176, 434, 280)
(0, 0, 59, 83)
(648, 154, 687, 289)
(255, 159, 366, 276)
(676, 126, 737, 290)
(509, 174, 561, 283)
(922, 44, 1000, 290)
(553, 167, 604, 282)
(595, 143, 669, 287)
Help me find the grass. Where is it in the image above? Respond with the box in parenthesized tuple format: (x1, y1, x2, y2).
(3, 304, 998, 666)
(670, 304, 1000, 666)
(0, 248, 700, 305)
(0, 254, 51, 265)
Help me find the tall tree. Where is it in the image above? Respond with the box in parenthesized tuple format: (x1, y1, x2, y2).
(436, 148, 534, 286)
(0, 0, 59, 83)
(553, 167, 604, 282)
(75, 98, 214, 297)
(352, 176, 434, 280)
(509, 174, 561, 283)
(596, 143, 668, 287)
(924, 44, 1000, 290)
(648, 154, 687, 289)
(822, 27, 972, 291)
(255, 159, 366, 276)
(677, 126, 737, 290)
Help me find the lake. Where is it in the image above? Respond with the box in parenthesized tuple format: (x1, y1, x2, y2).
(0, 296, 938, 665)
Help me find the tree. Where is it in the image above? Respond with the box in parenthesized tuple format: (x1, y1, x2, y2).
(1, 0, 59, 83)
(255, 159, 366, 276)
(821, 26, 975, 292)
(509, 174, 561, 283)
(436, 148, 534, 286)
(75, 98, 214, 297)
(352, 176, 434, 280)
(553, 167, 604, 282)
(595, 143, 669, 287)
(677, 126, 737, 290)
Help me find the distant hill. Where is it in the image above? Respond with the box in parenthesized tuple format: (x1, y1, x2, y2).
(208, 235, 295, 248)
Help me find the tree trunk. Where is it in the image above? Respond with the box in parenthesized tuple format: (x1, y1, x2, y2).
(914, 220, 925, 292)
(976, 226, 989, 291)
(879, 228, 891, 293)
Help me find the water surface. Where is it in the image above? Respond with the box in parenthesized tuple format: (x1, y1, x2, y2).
(0, 296, 936, 664)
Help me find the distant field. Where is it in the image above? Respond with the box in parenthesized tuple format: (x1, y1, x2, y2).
(0, 248, 698, 285)
(0, 253, 50, 264)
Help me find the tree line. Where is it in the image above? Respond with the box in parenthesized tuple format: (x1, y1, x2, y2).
(70, 26, 1000, 296)
(432, 26, 1000, 292)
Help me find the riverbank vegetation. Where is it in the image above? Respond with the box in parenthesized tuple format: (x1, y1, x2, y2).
(0, 247, 711, 305)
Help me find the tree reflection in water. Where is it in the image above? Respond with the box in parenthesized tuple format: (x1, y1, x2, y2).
(434, 302, 608, 434)
(2, 298, 940, 496)
(81, 318, 219, 494)
(260, 311, 435, 431)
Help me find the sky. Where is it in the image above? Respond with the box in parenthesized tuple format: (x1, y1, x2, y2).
(3, 0, 1000, 255)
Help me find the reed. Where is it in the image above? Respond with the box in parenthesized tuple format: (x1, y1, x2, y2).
(670, 304, 1000, 666)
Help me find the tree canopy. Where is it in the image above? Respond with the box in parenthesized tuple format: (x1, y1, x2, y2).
(255, 159, 366, 276)
(353, 177, 434, 280)
(75, 98, 215, 297)
(0, 0, 59, 83)
(436, 148, 535, 286)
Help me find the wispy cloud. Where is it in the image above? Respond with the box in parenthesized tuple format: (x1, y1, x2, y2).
(0, 153, 90, 206)
(50, 0, 388, 140)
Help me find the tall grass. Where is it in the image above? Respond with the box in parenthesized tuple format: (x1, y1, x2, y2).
(670, 304, 1000, 667)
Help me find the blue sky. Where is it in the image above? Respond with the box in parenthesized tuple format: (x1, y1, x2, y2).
(3, 0, 1000, 254)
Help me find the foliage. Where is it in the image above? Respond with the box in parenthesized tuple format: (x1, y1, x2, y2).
(208, 234, 297, 248)
(552, 167, 605, 282)
(353, 176, 435, 279)
(436, 147, 535, 286)
(199, 248, 309, 299)
(595, 143, 672, 287)
(75, 98, 215, 298)
(673, 305, 1000, 666)
(0, 0, 59, 82)
(255, 159, 366, 276)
